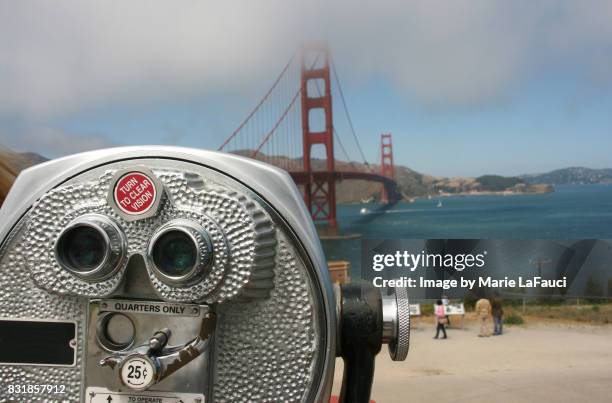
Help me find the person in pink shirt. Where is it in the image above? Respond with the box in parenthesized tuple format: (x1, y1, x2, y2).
(433, 299, 448, 339)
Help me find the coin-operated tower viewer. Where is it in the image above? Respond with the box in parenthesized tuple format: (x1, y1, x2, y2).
(0, 146, 410, 403)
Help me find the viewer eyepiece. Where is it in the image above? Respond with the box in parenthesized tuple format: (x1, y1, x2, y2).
(152, 230, 198, 276)
(58, 225, 106, 270)
(55, 214, 126, 281)
(148, 219, 213, 286)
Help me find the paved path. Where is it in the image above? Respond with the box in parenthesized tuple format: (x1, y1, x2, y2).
(332, 322, 612, 402)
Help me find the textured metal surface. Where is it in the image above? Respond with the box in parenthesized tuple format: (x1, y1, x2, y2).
(0, 226, 86, 403)
(21, 167, 276, 304)
(389, 287, 410, 361)
(0, 153, 330, 402)
(214, 237, 318, 402)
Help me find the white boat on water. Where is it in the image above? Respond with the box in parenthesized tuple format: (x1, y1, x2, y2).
(360, 207, 370, 215)
(437, 200, 443, 208)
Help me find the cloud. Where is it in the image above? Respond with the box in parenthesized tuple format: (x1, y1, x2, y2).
(1, 0, 612, 118)
(320, 0, 612, 106)
(0, 128, 113, 158)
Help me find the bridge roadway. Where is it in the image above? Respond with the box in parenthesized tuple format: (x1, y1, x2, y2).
(288, 170, 401, 203)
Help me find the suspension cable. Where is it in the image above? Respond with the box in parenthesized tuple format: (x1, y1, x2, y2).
(219, 55, 295, 151)
(251, 89, 302, 157)
(333, 129, 352, 167)
(330, 57, 370, 167)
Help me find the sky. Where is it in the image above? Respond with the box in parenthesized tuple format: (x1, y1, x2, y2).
(0, 0, 611, 177)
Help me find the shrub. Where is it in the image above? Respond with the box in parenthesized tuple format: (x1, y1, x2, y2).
(585, 275, 604, 303)
(504, 313, 524, 325)
(421, 303, 434, 315)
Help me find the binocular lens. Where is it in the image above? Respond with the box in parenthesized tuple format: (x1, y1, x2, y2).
(152, 230, 197, 277)
(55, 215, 126, 280)
(57, 225, 107, 271)
(147, 220, 213, 286)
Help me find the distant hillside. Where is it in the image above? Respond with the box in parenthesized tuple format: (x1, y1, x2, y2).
(0, 146, 557, 206)
(521, 167, 612, 185)
(242, 151, 553, 203)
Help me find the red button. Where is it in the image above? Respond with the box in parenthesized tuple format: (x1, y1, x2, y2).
(113, 172, 157, 215)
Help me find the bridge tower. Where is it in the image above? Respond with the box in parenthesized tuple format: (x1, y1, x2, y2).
(380, 133, 395, 203)
(300, 44, 337, 229)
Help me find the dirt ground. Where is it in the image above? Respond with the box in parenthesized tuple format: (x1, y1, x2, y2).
(331, 319, 612, 403)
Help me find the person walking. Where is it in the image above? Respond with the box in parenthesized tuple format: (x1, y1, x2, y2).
(475, 297, 492, 337)
(442, 294, 451, 327)
(433, 299, 448, 339)
(492, 295, 504, 335)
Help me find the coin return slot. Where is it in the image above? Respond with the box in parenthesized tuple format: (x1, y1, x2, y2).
(97, 312, 135, 351)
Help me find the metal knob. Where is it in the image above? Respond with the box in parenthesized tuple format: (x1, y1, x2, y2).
(381, 287, 410, 361)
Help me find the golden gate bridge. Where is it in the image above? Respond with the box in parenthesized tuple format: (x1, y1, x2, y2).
(218, 43, 400, 231)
